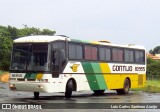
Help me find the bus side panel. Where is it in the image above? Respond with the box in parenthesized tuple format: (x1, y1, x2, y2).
(99, 63, 110, 88)
(62, 62, 90, 92)
(91, 63, 107, 90)
(81, 62, 108, 90)
(100, 63, 146, 90)
(104, 74, 136, 89)
(62, 61, 146, 92)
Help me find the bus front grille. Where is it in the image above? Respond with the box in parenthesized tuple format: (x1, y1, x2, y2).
(27, 79, 36, 81)
(17, 78, 25, 81)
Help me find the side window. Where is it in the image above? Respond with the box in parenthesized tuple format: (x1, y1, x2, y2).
(69, 44, 83, 59)
(53, 42, 65, 49)
(52, 41, 66, 77)
(124, 50, 134, 62)
(52, 41, 66, 58)
(85, 46, 97, 60)
(85, 46, 91, 60)
(139, 51, 144, 62)
(112, 48, 124, 62)
(99, 47, 111, 61)
(91, 47, 97, 60)
(135, 51, 145, 63)
(76, 45, 83, 59)
(69, 44, 76, 59)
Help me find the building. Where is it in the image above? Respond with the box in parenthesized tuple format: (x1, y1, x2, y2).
(147, 53, 160, 60)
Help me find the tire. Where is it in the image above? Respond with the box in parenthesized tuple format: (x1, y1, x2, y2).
(93, 90, 105, 95)
(116, 78, 130, 95)
(34, 92, 39, 99)
(65, 80, 73, 98)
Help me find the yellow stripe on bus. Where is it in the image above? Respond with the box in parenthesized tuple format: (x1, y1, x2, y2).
(91, 41, 99, 44)
(99, 63, 111, 87)
(36, 73, 43, 79)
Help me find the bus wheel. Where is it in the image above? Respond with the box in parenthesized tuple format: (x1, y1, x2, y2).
(65, 79, 73, 98)
(93, 90, 105, 95)
(34, 92, 39, 99)
(116, 78, 130, 95)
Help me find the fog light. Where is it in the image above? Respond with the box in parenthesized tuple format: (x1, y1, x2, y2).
(9, 84, 15, 87)
(9, 84, 17, 90)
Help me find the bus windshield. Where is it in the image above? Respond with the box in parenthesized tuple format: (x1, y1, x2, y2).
(11, 43, 51, 71)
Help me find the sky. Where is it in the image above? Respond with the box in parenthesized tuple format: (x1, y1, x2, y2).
(0, 0, 160, 51)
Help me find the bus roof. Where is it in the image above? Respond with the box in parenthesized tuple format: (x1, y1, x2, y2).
(13, 35, 145, 50)
(13, 35, 70, 43)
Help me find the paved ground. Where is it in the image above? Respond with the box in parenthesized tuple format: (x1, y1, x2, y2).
(0, 82, 160, 112)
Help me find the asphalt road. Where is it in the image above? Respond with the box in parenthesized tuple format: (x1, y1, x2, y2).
(0, 82, 159, 112)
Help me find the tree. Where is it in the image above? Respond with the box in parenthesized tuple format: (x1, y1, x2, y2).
(41, 29, 56, 35)
(0, 26, 13, 70)
(17, 26, 56, 37)
(7, 26, 18, 39)
(147, 57, 155, 65)
(0, 25, 56, 70)
(149, 46, 160, 55)
(147, 46, 160, 77)
(149, 49, 153, 54)
(147, 59, 160, 76)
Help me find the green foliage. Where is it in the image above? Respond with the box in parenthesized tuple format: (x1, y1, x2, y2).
(0, 25, 56, 70)
(147, 46, 160, 77)
(0, 70, 5, 75)
(17, 26, 56, 37)
(0, 26, 13, 70)
(149, 46, 160, 55)
(147, 56, 160, 77)
(147, 57, 155, 65)
(149, 49, 153, 54)
(147, 60, 160, 76)
(131, 79, 160, 93)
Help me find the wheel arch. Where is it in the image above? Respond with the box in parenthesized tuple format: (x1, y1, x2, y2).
(66, 78, 77, 91)
(125, 77, 131, 88)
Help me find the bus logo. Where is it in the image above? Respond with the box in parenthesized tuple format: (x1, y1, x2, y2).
(70, 64, 79, 72)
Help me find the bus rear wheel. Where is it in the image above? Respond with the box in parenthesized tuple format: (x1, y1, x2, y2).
(34, 92, 39, 99)
(93, 90, 105, 95)
(116, 78, 130, 95)
(65, 79, 73, 98)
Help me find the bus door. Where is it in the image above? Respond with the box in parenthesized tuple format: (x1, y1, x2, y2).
(52, 49, 58, 76)
(52, 49, 66, 77)
(52, 48, 66, 91)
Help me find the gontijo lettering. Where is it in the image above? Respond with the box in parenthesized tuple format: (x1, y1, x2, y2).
(112, 65, 132, 71)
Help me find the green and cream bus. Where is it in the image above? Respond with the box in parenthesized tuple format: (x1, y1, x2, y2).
(9, 35, 146, 98)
